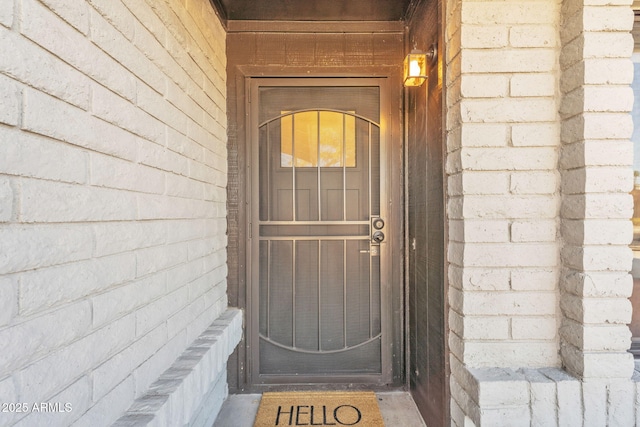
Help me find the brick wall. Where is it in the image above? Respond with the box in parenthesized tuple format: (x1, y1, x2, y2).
(559, 0, 635, 381)
(446, 0, 640, 424)
(447, 0, 562, 370)
(0, 0, 230, 425)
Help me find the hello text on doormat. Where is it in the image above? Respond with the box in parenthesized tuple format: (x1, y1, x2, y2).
(253, 391, 385, 427)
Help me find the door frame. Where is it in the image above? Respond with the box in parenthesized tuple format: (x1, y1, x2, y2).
(245, 76, 400, 388)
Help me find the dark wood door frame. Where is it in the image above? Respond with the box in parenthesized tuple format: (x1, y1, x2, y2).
(228, 65, 405, 392)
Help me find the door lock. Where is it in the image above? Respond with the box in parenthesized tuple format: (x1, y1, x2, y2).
(372, 218, 385, 230)
(372, 230, 385, 243)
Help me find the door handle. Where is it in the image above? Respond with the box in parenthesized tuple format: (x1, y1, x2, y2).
(372, 230, 385, 243)
(360, 247, 379, 256)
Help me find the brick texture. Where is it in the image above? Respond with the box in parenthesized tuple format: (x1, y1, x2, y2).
(445, 0, 638, 426)
(448, 0, 562, 376)
(559, 0, 635, 381)
(0, 0, 229, 425)
(448, 0, 639, 425)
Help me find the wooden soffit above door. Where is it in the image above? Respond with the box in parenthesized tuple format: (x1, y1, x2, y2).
(212, 0, 413, 22)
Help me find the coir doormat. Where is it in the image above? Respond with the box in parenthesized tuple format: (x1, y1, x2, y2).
(253, 391, 385, 427)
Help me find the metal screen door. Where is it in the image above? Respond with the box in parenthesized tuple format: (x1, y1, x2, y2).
(249, 79, 390, 385)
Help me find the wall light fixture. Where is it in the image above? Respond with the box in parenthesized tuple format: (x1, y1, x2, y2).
(403, 44, 437, 87)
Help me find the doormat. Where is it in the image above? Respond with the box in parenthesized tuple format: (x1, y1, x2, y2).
(253, 391, 385, 427)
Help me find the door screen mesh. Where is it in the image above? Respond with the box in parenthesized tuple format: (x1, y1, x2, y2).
(257, 86, 382, 376)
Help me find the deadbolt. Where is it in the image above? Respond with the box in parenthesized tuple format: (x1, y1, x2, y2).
(372, 230, 385, 243)
(372, 218, 385, 230)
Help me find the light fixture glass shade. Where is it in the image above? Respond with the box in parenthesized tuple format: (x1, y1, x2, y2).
(403, 51, 427, 87)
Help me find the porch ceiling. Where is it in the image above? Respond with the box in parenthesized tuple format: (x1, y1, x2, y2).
(214, 0, 413, 21)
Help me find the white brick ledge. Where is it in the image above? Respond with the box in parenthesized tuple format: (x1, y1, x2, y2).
(112, 309, 243, 427)
(454, 365, 640, 427)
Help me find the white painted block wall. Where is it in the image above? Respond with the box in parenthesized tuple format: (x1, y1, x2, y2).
(446, 0, 640, 424)
(447, 0, 562, 371)
(0, 0, 232, 425)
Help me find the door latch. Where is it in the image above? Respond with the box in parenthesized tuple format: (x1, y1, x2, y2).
(372, 230, 385, 243)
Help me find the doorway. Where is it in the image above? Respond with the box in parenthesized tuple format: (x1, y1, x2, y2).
(248, 79, 393, 385)
(225, 26, 407, 394)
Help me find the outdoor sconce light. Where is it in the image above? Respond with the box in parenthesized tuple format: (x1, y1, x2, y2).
(403, 45, 437, 87)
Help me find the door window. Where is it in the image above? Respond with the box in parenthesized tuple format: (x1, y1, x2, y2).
(280, 111, 356, 168)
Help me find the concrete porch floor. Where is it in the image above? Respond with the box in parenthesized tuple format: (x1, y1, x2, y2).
(212, 391, 427, 427)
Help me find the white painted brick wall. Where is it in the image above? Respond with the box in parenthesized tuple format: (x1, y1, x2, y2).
(0, 1, 13, 28)
(0, 276, 16, 327)
(109, 309, 242, 427)
(0, 0, 229, 426)
(448, 0, 640, 423)
(523, 369, 557, 426)
(461, 26, 508, 49)
(510, 73, 556, 97)
(0, 128, 88, 184)
(510, 268, 557, 291)
(23, 88, 138, 161)
(512, 317, 557, 340)
(0, 177, 13, 222)
(511, 219, 557, 241)
(0, 73, 21, 126)
(460, 124, 509, 147)
(559, 0, 636, 382)
(457, 365, 640, 426)
(511, 123, 559, 147)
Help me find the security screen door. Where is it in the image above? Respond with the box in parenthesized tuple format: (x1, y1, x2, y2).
(249, 78, 391, 385)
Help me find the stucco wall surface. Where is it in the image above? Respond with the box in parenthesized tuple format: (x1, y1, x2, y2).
(0, 0, 231, 425)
